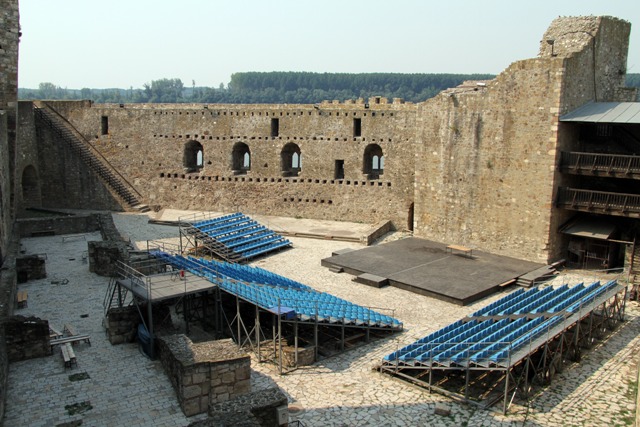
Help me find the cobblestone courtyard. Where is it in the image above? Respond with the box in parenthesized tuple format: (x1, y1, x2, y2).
(4, 212, 639, 426)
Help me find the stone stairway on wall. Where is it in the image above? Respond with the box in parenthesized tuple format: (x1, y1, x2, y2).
(33, 103, 150, 213)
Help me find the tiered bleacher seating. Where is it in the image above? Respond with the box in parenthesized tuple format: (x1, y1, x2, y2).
(150, 251, 402, 330)
(384, 280, 620, 368)
(187, 213, 292, 262)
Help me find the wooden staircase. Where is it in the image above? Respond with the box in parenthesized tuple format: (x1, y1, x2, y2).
(34, 103, 149, 212)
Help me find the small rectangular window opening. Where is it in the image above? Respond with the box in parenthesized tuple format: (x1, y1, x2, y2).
(101, 116, 109, 135)
(334, 160, 345, 180)
(271, 118, 280, 137)
(353, 118, 361, 137)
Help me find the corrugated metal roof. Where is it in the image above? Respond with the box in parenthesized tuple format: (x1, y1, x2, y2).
(560, 102, 640, 124)
(560, 217, 616, 240)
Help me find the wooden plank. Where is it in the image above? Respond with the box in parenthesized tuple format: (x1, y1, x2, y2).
(63, 324, 78, 336)
(50, 334, 91, 350)
(446, 245, 473, 258)
(17, 291, 28, 308)
(65, 343, 77, 368)
(49, 327, 63, 339)
(61, 345, 71, 368)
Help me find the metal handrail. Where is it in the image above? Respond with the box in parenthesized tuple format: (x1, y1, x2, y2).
(561, 151, 640, 174)
(34, 103, 143, 199)
(558, 187, 640, 213)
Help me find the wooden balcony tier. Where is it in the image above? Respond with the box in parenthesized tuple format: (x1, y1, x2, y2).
(560, 152, 640, 179)
(557, 187, 640, 218)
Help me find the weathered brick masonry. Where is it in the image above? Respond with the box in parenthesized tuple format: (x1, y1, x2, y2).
(28, 16, 633, 264)
(45, 98, 417, 229)
(0, 7, 638, 423)
(3, 15, 637, 269)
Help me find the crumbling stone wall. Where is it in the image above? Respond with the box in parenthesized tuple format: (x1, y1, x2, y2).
(106, 306, 138, 344)
(16, 254, 46, 283)
(16, 213, 100, 237)
(88, 213, 130, 276)
(158, 335, 251, 417)
(0, 231, 18, 422)
(3, 316, 50, 362)
(204, 388, 288, 427)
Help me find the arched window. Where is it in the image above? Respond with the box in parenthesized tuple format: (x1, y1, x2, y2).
(363, 144, 384, 179)
(232, 142, 251, 175)
(281, 143, 301, 177)
(21, 165, 41, 208)
(184, 140, 204, 172)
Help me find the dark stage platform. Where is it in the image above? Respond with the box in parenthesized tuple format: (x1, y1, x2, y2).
(321, 238, 544, 305)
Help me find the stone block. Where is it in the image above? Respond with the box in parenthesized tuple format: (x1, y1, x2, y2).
(236, 365, 251, 380)
(434, 403, 451, 416)
(213, 385, 229, 395)
(183, 384, 203, 400)
(193, 372, 207, 384)
(182, 398, 203, 417)
(234, 379, 251, 395)
(221, 372, 236, 384)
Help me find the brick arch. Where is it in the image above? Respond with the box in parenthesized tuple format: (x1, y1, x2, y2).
(363, 144, 384, 179)
(21, 165, 41, 208)
(183, 140, 203, 173)
(281, 143, 301, 177)
(231, 142, 251, 175)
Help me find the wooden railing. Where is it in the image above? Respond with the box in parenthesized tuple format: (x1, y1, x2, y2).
(560, 152, 640, 178)
(557, 187, 640, 217)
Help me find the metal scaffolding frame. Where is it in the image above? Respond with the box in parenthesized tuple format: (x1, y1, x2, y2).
(225, 290, 401, 374)
(378, 283, 627, 413)
(110, 242, 402, 371)
(104, 252, 223, 358)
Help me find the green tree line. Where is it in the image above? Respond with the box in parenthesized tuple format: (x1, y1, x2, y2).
(19, 72, 640, 104)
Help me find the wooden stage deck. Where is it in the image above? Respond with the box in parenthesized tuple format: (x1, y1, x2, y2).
(321, 238, 544, 305)
(116, 272, 217, 302)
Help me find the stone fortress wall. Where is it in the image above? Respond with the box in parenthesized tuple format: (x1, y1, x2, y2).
(0, 7, 637, 424)
(24, 16, 632, 264)
(4, 15, 635, 268)
(0, 0, 19, 261)
(414, 16, 632, 263)
(0, 0, 20, 422)
(43, 98, 418, 229)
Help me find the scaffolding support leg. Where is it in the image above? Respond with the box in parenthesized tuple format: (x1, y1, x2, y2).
(256, 305, 261, 362)
(236, 295, 241, 347)
(294, 320, 298, 367)
(314, 320, 319, 362)
(503, 368, 510, 415)
(278, 307, 283, 375)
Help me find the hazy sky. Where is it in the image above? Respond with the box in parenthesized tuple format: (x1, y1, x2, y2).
(17, 0, 640, 89)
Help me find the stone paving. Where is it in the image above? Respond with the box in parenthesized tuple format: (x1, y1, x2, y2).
(4, 211, 639, 426)
(5, 231, 207, 427)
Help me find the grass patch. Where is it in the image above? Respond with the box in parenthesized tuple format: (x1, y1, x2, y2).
(69, 372, 90, 382)
(65, 401, 92, 416)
